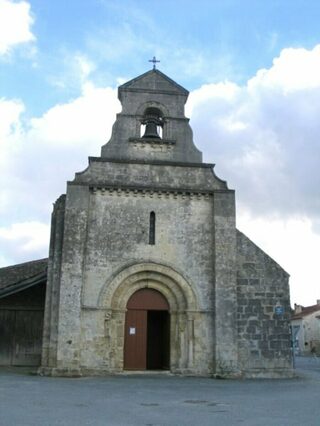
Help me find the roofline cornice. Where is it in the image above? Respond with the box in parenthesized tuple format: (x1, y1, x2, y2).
(0, 271, 47, 299)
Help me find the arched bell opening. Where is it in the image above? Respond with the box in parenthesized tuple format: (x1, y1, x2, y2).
(140, 107, 164, 139)
(123, 288, 170, 370)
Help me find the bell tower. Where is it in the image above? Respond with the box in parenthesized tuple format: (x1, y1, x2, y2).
(101, 69, 202, 163)
(41, 66, 292, 379)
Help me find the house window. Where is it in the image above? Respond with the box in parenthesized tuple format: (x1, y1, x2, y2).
(149, 212, 156, 245)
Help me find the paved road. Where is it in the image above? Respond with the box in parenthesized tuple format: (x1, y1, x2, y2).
(0, 357, 319, 426)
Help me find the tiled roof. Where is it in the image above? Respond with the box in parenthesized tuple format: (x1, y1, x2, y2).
(0, 258, 48, 297)
(291, 304, 320, 320)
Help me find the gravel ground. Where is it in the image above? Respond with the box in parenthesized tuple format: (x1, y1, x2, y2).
(0, 356, 319, 426)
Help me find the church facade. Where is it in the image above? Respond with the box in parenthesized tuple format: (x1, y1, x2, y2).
(39, 69, 292, 378)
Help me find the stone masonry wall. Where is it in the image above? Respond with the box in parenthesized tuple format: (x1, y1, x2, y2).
(82, 189, 214, 308)
(41, 194, 65, 369)
(79, 185, 215, 374)
(236, 230, 292, 377)
(213, 190, 239, 377)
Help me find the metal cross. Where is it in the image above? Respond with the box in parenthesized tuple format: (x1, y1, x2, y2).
(149, 56, 160, 70)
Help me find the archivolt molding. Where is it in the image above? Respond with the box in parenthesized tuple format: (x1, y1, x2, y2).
(98, 262, 198, 312)
(135, 101, 170, 118)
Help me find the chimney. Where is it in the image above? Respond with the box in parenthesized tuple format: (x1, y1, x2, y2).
(294, 303, 302, 314)
(317, 300, 320, 305)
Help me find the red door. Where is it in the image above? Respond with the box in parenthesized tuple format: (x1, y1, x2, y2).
(123, 289, 170, 370)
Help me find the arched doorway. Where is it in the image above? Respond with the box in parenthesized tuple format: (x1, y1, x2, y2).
(124, 288, 170, 370)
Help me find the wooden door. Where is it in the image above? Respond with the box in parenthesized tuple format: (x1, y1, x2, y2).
(124, 309, 147, 369)
(0, 309, 43, 366)
(123, 288, 170, 370)
(12, 310, 44, 366)
(0, 310, 15, 365)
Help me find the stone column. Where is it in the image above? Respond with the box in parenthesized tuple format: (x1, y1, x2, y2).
(213, 190, 239, 377)
(40, 194, 65, 370)
(187, 312, 195, 369)
(55, 185, 90, 375)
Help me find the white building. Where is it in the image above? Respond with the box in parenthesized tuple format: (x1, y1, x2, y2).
(291, 301, 320, 355)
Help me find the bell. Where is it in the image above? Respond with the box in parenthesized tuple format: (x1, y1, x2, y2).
(142, 120, 160, 139)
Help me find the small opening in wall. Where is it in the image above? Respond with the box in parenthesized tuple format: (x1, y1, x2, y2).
(140, 124, 163, 138)
(149, 212, 155, 245)
(140, 124, 146, 137)
(141, 107, 163, 139)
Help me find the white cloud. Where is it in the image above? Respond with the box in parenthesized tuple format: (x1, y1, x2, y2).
(0, 0, 35, 55)
(0, 98, 24, 166)
(0, 79, 120, 266)
(249, 45, 320, 93)
(0, 98, 24, 139)
(0, 221, 50, 265)
(0, 98, 25, 212)
(29, 82, 118, 147)
(188, 44, 320, 223)
(48, 53, 97, 90)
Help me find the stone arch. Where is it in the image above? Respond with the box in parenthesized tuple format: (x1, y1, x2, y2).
(135, 101, 170, 139)
(98, 262, 198, 312)
(98, 262, 199, 373)
(135, 101, 170, 118)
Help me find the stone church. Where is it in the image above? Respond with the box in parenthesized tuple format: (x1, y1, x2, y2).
(0, 68, 293, 378)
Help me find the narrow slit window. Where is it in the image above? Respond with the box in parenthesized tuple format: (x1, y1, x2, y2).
(149, 212, 155, 245)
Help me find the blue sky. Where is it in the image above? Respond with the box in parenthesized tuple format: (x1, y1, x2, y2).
(1, 0, 320, 306)
(3, 0, 320, 115)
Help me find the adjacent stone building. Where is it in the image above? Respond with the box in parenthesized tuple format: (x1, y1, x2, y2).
(1, 68, 293, 377)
